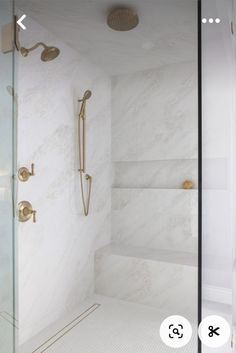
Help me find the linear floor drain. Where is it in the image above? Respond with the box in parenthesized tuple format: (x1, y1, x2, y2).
(32, 304, 101, 353)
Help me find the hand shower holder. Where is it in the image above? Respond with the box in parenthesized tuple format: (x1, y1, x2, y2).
(78, 90, 92, 216)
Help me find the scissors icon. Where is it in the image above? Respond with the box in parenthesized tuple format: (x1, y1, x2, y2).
(208, 326, 220, 337)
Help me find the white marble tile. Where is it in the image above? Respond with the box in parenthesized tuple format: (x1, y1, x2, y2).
(17, 16, 112, 344)
(112, 189, 198, 253)
(95, 245, 198, 317)
(113, 159, 198, 189)
(112, 61, 198, 161)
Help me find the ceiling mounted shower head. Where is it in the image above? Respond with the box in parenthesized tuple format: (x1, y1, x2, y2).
(20, 42, 60, 62)
(107, 7, 139, 31)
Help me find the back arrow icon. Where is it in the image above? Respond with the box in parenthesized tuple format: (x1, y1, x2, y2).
(17, 14, 27, 30)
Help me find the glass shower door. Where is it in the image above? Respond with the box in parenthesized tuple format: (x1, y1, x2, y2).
(0, 1, 16, 353)
(202, 0, 235, 351)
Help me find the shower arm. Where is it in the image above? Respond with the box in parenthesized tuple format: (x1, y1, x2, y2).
(78, 91, 92, 216)
(14, 18, 47, 53)
(20, 42, 47, 56)
(22, 42, 47, 52)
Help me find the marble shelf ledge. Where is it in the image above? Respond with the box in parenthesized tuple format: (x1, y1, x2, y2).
(96, 244, 198, 268)
(112, 159, 198, 163)
(112, 159, 198, 189)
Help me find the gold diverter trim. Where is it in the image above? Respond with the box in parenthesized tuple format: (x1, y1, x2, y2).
(78, 90, 92, 216)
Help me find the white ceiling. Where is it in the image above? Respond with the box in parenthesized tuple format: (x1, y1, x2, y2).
(17, 0, 198, 75)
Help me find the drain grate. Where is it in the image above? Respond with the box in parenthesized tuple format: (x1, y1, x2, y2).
(32, 304, 101, 353)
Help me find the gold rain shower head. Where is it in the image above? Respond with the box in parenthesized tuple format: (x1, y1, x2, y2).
(107, 7, 139, 31)
(20, 42, 60, 62)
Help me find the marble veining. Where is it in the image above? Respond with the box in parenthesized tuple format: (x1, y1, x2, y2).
(95, 246, 198, 317)
(17, 16, 111, 344)
(112, 61, 198, 162)
(112, 189, 198, 253)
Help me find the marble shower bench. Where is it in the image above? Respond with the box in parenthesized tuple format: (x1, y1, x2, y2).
(95, 244, 198, 318)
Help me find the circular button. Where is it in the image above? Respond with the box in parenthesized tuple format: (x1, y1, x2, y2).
(160, 315, 192, 348)
(198, 315, 231, 348)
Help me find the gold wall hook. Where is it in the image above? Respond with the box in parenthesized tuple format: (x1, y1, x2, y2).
(18, 201, 37, 223)
(18, 163, 35, 182)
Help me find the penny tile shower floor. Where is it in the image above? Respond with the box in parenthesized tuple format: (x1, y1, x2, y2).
(20, 296, 232, 353)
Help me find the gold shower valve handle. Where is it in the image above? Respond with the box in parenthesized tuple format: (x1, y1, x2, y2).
(18, 201, 37, 223)
(18, 163, 35, 182)
(32, 210, 37, 223)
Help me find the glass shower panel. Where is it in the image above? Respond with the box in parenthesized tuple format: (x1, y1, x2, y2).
(202, 0, 235, 351)
(15, 1, 199, 352)
(0, 1, 16, 353)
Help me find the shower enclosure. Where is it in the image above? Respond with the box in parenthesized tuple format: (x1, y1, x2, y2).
(0, 0, 235, 352)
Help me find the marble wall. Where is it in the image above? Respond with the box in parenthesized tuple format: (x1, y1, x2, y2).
(17, 17, 111, 344)
(112, 61, 198, 162)
(93, 60, 199, 317)
(112, 189, 197, 253)
(111, 61, 198, 254)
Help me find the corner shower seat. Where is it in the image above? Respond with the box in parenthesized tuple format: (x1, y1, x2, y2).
(95, 244, 198, 318)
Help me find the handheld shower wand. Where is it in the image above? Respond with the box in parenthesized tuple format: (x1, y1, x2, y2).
(78, 90, 92, 216)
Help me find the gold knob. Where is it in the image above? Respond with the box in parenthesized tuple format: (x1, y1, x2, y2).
(182, 180, 194, 189)
(18, 201, 37, 223)
(18, 164, 35, 182)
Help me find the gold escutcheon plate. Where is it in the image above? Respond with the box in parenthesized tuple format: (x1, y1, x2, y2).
(18, 167, 30, 182)
(18, 201, 33, 222)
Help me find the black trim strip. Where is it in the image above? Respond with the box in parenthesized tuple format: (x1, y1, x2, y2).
(198, 0, 202, 352)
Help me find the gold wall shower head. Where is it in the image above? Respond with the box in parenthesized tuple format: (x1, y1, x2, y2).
(20, 42, 60, 62)
(41, 46, 60, 62)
